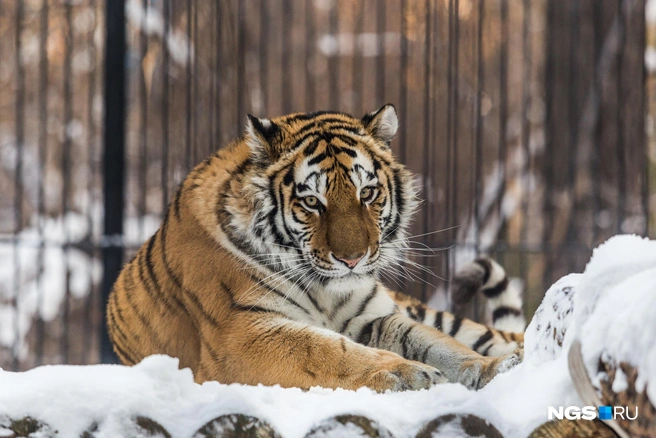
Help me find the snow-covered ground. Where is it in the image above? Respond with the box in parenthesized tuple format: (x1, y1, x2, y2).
(0, 235, 654, 438)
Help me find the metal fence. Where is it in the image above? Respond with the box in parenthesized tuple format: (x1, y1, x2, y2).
(0, 0, 653, 370)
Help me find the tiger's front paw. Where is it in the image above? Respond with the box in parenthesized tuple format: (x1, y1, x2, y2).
(366, 354, 447, 392)
(460, 347, 523, 390)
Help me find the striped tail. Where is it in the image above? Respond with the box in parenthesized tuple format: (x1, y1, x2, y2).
(452, 257, 525, 333)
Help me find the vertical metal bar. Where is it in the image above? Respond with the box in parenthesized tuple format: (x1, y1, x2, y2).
(615, 0, 626, 235)
(352, 0, 365, 115)
(399, 0, 408, 164)
(376, 0, 386, 104)
(452, 0, 460, 281)
(216, 1, 222, 145)
(101, 0, 126, 364)
(283, 0, 293, 113)
(497, 0, 508, 247)
(35, 0, 49, 367)
(542, 0, 556, 294)
(421, 0, 432, 302)
(643, 7, 651, 238)
(564, 0, 579, 288)
(519, 0, 532, 316)
(328, 0, 339, 110)
(185, 1, 193, 173)
(83, 0, 99, 364)
(591, 0, 602, 244)
(210, 1, 216, 152)
(237, 0, 246, 128)
(12, 0, 25, 371)
(80, 0, 98, 363)
(305, 0, 316, 110)
(193, 1, 198, 162)
(470, 0, 483, 318)
(445, 0, 454, 308)
(474, 0, 484, 255)
(431, 0, 440, 298)
(139, 0, 148, 240)
(398, 0, 409, 293)
(259, 0, 268, 113)
(161, 0, 170, 214)
(61, 0, 74, 365)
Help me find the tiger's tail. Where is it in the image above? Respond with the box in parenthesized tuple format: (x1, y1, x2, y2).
(452, 257, 525, 333)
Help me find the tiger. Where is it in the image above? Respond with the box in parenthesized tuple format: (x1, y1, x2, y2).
(107, 104, 524, 392)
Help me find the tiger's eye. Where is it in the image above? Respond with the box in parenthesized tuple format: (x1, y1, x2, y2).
(360, 187, 374, 201)
(304, 196, 318, 208)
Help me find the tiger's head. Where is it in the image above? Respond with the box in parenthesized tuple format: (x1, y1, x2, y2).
(243, 105, 417, 286)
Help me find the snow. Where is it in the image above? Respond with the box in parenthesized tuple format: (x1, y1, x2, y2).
(570, 235, 656, 403)
(0, 235, 654, 437)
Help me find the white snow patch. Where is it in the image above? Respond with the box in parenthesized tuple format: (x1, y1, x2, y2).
(571, 235, 656, 404)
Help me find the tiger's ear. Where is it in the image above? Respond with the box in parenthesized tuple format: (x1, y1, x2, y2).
(361, 104, 398, 147)
(246, 114, 282, 162)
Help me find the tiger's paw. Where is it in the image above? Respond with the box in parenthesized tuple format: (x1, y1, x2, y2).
(460, 347, 523, 390)
(365, 355, 447, 392)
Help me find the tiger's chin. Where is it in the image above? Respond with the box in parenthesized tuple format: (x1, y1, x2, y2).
(321, 273, 378, 294)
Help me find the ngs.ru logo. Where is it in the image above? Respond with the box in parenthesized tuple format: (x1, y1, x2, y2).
(548, 406, 638, 421)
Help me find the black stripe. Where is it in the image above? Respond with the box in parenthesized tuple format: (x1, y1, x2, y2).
(200, 335, 223, 363)
(277, 178, 298, 241)
(231, 303, 278, 314)
(382, 169, 402, 242)
(283, 166, 295, 186)
(415, 305, 426, 322)
(340, 285, 378, 333)
(222, 281, 282, 316)
(420, 346, 431, 363)
(482, 344, 494, 356)
(475, 258, 492, 284)
(287, 110, 352, 121)
(400, 324, 416, 359)
(107, 298, 141, 362)
(158, 218, 193, 311)
(303, 137, 321, 156)
(248, 273, 310, 315)
(157, 225, 224, 328)
(257, 325, 286, 347)
(329, 292, 353, 320)
(482, 276, 509, 298)
(110, 288, 141, 342)
(143, 235, 179, 313)
(308, 153, 327, 166)
(472, 329, 494, 353)
(172, 184, 183, 221)
(448, 315, 463, 337)
(120, 269, 164, 349)
(335, 134, 357, 146)
(492, 306, 522, 322)
(356, 319, 376, 346)
(434, 311, 444, 331)
(112, 340, 136, 365)
(295, 120, 360, 138)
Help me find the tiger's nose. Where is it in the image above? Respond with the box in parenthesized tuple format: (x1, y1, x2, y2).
(333, 253, 365, 269)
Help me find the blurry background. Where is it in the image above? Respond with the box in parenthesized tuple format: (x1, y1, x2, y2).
(0, 0, 654, 370)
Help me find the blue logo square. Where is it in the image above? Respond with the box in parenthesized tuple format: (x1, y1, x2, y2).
(598, 406, 612, 420)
